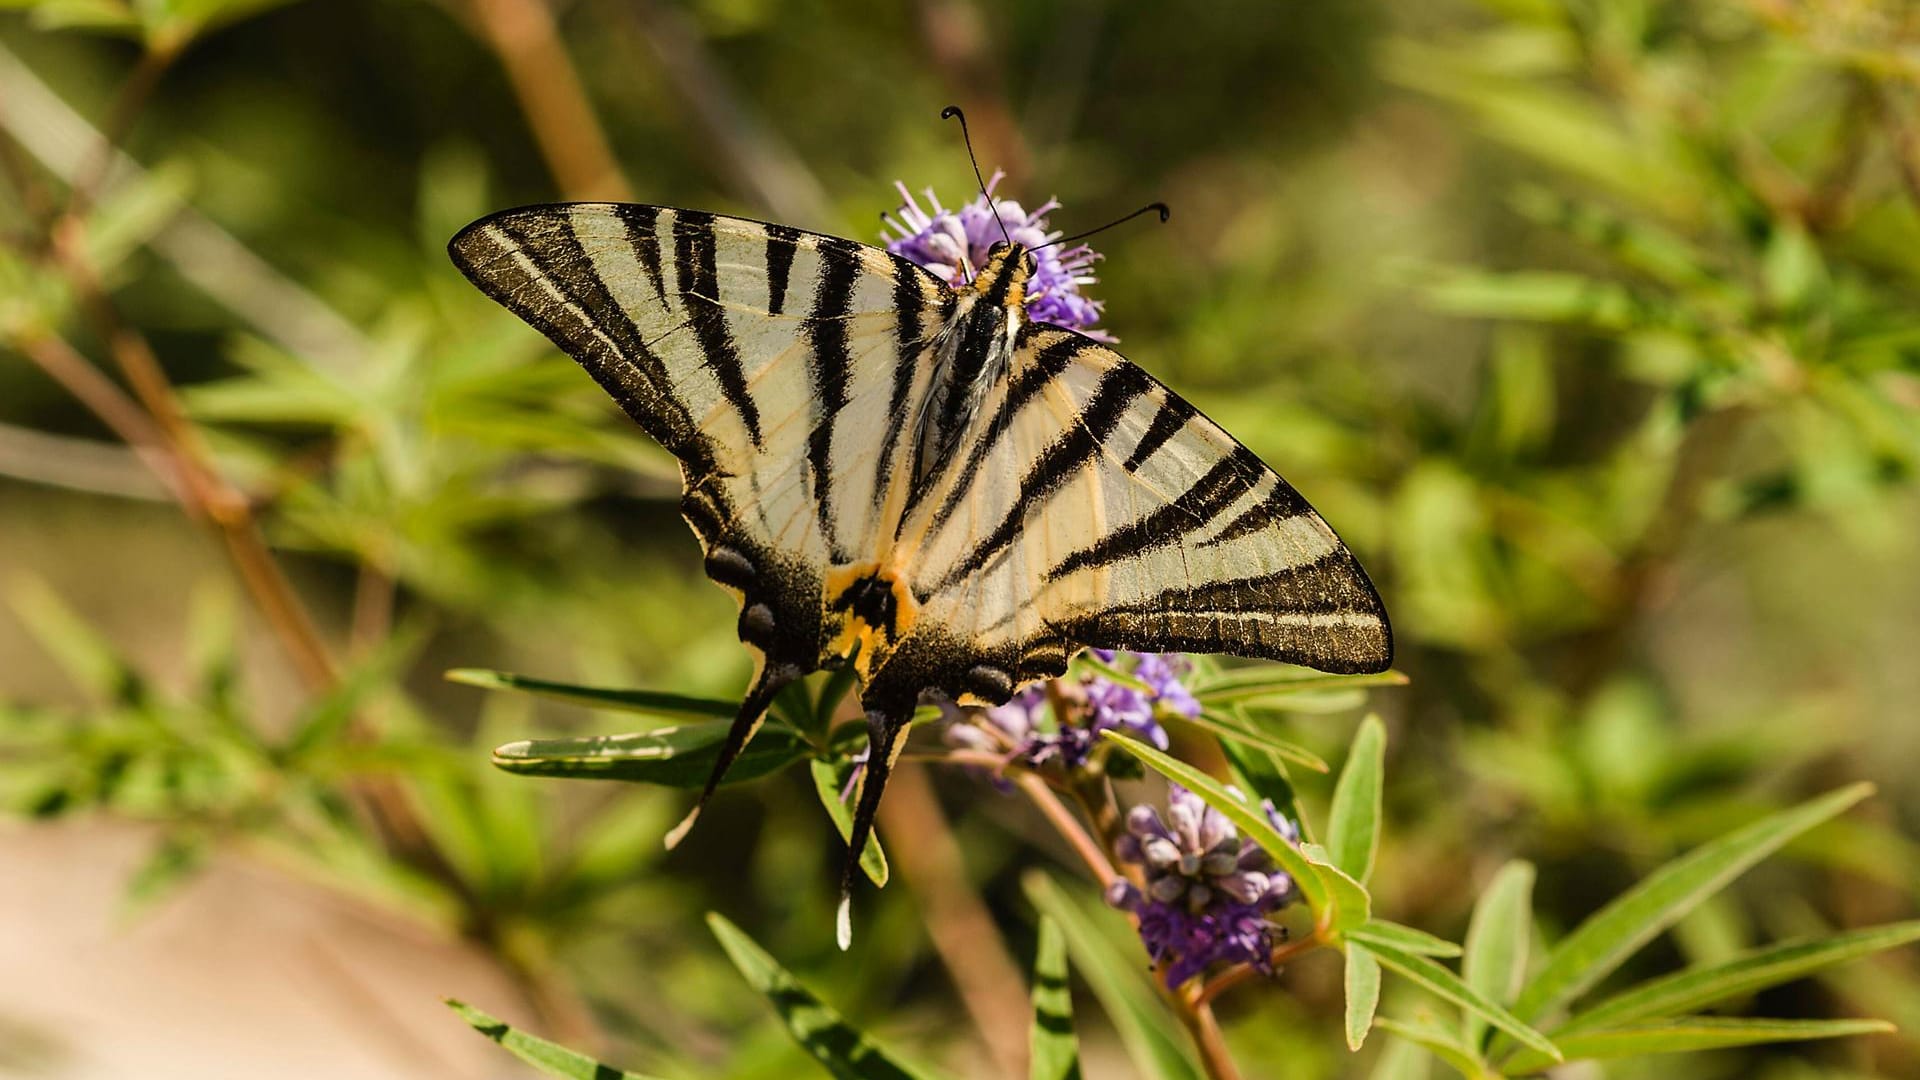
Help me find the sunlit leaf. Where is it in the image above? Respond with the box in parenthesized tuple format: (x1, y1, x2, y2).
(1029, 914, 1082, 1080)
(707, 913, 941, 1080)
(1024, 873, 1204, 1080)
(1327, 714, 1385, 882)
(1350, 921, 1463, 959)
(448, 668, 737, 723)
(1186, 709, 1328, 772)
(811, 759, 888, 887)
(1511, 784, 1874, 1025)
(447, 999, 666, 1080)
(1362, 939, 1561, 1063)
(1461, 860, 1534, 1051)
(491, 723, 810, 788)
(1346, 943, 1382, 1051)
(1562, 920, 1920, 1033)
(1500, 1017, 1893, 1075)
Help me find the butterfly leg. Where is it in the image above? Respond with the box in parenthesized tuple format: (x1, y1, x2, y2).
(836, 704, 913, 950)
(665, 660, 799, 850)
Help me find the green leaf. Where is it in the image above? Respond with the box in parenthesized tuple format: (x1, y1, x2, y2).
(1351, 921, 1463, 958)
(1187, 708, 1328, 772)
(1372, 1016, 1489, 1080)
(1461, 860, 1534, 1052)
(447, 999, 667, 1080)
(1511, 783, 1874, 1025)
(491, 723, 810, 788)
(447, 668, 737, 723)
(1102, 731, 1326, 916)
(1030, 914, 1082, 1080)
(707, 913, 938, 1080)
(811, 759, 888, 887)
(1346, 943, 1382, 1051)
(1189, 666, 1408, 706)
(1563, 920, 1920, 1033)
(1304, 843, 1372, 933)
(1217, 736, 1304, 836)
(1327, 714, 1386, 882)
(1024, 873, 1204, 1080)
(1361, 940, 1561, 1064)
(1500, 1018, 1894, 1075)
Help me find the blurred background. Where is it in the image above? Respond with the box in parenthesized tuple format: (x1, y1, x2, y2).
(2, 0, 1918, 1076)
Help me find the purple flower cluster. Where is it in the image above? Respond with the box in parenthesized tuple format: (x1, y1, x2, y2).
(882, 173, 1111, 338)
(1106, 786, 1300, 987)
(942, 651, 1203, 771)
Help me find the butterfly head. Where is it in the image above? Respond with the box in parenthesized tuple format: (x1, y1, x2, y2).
(972, 240, 1033, 310)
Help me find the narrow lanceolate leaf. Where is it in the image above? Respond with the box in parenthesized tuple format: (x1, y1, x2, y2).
(1186, 708, 1329, 772)
(1362, 940, 1561, 1064)
(811, 759, 889, 887)
(1461, 860, 1534, 1051)
(1327, 714, 1386, 883)
(706, 914, 937, 1080)
(1189, 666, 1409, 705)
(1511, 783, 1874, 1026)
(1372, 1017, 1488, 1080)
(492, 723, 810, 787)
(1030, 915, 1083, 1080)
(447, 1000, 667, 1080)
(1349, 921, 1463, 958)
(448, 668, 736, 723)
(1024, 873, 1204, 1080)
(1303, 844, 1372, 933)
(1562, 920, 1920, 1033)
(1346, 944, 1383, 1051)
(1103, 731, 1326, 915)
(1499, 1017, 1895, 1075)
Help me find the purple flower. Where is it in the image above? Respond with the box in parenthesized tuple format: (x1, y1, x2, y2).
(1106, 785, 1300, 987)
(882, 173, 1112, 339)
(1134, 653, 1202, 719)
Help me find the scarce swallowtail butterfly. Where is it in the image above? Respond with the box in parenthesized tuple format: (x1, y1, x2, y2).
(449, 112, 1391, 948)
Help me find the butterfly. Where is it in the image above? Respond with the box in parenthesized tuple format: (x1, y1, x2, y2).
(449, 141, 1390, 948)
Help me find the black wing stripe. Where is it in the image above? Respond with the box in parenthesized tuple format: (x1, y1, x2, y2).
(935, 360, 1154, 592)
(873, 257, 938, 510)
(926, 332, 1097, 535)
(1043, 445, 1263, 581)
(1196, 481, 1311, 549)
(470, 212, 708, 468)
(615, 204, 670, 305)
(673, 209, 763, 448)
(1123, 395, 1197, 472)
(804, 237, 862, 561)
(764, 223, 801, 316)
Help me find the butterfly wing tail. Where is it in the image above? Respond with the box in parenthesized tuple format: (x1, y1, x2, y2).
(836, 706, 912, 949)
(665, 663, 796, 850)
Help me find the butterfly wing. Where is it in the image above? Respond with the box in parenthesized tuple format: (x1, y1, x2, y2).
(450, 203, 953, 845)
(451, 204, 950, 663)
(886, 326, 1391, 704)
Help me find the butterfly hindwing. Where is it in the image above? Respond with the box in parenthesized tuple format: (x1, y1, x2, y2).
(899, 326, 1391, 691)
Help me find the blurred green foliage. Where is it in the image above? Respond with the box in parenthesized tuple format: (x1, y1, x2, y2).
(3, 0, 1919, 1077)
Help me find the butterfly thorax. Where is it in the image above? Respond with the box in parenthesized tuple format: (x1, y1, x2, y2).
(822, 247, 1035, 684)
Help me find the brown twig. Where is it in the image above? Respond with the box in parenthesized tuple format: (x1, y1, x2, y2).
(1013, 772, 1117, 884)
(462, 0, 632, 201)
(1176, 997, 1247, 1080)
(64, 43, 179, 219)
(1194, 932, 1323, 1007)
(876, 764, 1031, 1078)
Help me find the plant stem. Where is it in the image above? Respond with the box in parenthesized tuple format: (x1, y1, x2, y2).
(1194, 932, 1323, 1007)
(1176, 996, 1246, 1080)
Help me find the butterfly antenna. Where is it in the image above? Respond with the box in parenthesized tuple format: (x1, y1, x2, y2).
(941, 105, 1013, 249)
(1034, 202, 1171, 251)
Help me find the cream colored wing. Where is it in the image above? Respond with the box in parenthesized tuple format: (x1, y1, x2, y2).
(891, 326, 1390, 700)
(450, 204, 952, 670)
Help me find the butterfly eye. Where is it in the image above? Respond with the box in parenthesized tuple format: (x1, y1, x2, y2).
(988, 240, 1011, 257)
